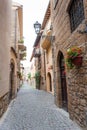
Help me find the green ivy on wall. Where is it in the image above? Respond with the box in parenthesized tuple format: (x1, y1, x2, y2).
(28, 73, 31, 80)
(35, 71, 40, 89)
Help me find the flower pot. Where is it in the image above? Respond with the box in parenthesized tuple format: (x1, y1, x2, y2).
(72, 56, 83, 66)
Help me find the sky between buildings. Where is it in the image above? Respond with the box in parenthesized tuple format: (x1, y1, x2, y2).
(13, 0, 50, 67)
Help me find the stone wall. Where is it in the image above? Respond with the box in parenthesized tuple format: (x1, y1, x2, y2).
(67, 43, 87, 127)
(46, 46, 54, 93)
(0, 0, 11, 117)
(40, 49, 47, 90)
(0, 93, 9, 117)
(51, 0, 87, 128)
(0, 0, 11, 97)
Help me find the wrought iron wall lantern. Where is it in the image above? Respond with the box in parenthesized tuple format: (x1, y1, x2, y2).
(34, 21, 41, 35)
(34, 21, 55, 41)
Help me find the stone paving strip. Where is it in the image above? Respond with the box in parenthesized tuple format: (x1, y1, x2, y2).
(0, 83, 82, 130)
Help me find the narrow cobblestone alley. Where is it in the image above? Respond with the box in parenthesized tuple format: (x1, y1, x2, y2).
(0, 82, 82, 130)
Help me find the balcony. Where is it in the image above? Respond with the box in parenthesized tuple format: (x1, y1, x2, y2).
(19, 50, 26, 60)
(33, 48, 41, 57)
(18, 39, 26, 51)
(18, 39, 24, 43)
(18, 43, 26, 51)
(41, 30, 51, 50)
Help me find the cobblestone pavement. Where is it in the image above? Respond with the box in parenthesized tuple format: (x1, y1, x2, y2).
(0, 82, 82, 130)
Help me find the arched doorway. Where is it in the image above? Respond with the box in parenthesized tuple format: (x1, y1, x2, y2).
(47, 72, 52, 92)
(59, 52, 68, 111)
(9, 62, 15, 100)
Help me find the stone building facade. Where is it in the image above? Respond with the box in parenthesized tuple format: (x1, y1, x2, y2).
(10, 2, 24, 100)
(30, 35, 41, 89)
(0, 0, 12, 117)
(30, 53, 37, 88)
(30, 3, 54, 92)
(51, 0, 87, 128)
(40, 2, 54, 94)
(0, 1, 25, 117)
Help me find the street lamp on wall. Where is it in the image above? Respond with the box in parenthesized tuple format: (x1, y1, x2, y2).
(33, 21, 56, 93)
(34, 21, 41, 35)
(33, 21, 55, 41)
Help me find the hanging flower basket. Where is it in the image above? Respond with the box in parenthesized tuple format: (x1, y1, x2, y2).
(66, 46, 83, 69)
(72, 56, 83, 66)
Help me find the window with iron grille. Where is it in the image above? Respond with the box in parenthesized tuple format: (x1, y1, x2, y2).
(69, 0, 84, 32)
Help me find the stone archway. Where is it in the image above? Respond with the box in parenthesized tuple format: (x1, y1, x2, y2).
(9, 60, 15, 100)
(47, 72, 52, 92)
(57, 51, 68, 111)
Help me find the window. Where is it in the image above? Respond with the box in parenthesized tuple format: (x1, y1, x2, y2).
(54, 0, 58, 9)
(69, 0, 84, 32)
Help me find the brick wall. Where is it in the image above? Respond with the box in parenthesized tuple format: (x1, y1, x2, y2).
(51, 0, 87, 128)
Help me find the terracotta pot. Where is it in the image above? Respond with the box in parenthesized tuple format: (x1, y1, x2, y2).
(72, 56, 83, 66)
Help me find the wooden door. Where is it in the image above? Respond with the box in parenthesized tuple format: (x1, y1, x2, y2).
(60, 53, 68, 111)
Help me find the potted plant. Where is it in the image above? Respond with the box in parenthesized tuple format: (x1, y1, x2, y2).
(18, 39, 24, 43)
(66, 46, 83, 69)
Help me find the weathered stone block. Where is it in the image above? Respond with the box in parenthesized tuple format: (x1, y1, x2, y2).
(0, 93, 9, 117)
(80, 99, 86, 107)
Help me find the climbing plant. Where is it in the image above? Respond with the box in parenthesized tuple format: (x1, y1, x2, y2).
(35, 71, 40, 89)
(28, 73, 31, 80)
